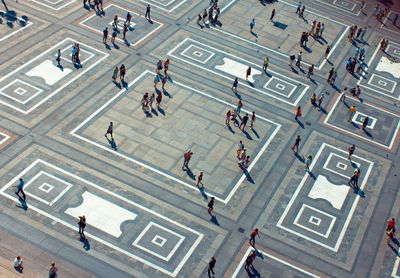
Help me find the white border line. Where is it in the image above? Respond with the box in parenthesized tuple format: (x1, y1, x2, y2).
(216, 0, 349, 70)
(314, 0, 360, 15)
(293, 204, 336, 238)
(167, 38, 309, 106)
(324, 95, 400, 149)
(277, 143, 374, 252)
(392, 252, 400, 277)
(31, 0, 76, 11)
(0, 159, 203, 277)
(0, 131, 10, 145)
(70, 70, 281, 204)
(132, 221, 185, 261)
(232, 246, 322, 278)
(79, 4, 164, 47)
(0, 10, 33, 42)
(332, 0, 356, 12)
(139, 0, 188, 12)
(0, 38, 109, 114)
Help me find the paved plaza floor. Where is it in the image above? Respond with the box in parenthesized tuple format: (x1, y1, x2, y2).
(0, 0, 400, 277)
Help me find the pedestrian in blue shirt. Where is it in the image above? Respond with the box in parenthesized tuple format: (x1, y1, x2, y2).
(13, 178, 26, 201)
(250, 19, 255, 32)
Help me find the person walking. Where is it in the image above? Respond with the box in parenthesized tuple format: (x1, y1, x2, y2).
(325, 45, 330, 59)
(295, 106, 302, 121)
(263, 56, 269, 72)
(362, 116, 369, 130)
(226, 110, 231, 125)
(120, 64, 126, 82)
(307, 64, 314, 78)
(197, 172, 204, 188)
(202, 9, 207, 24)
(348, 144, 355, 160)
(246, 67, 251, 80)
(123, 23, 128, 40)
(125, 12, 132, 26)
(237, 140, 244, 158)
(232, 77, 238, 93)
(208, 256, 216, 277)
(154, 74, 160, 90)
(162, 75, 167, 91)
(208, 197, 215, 214)
(305, 155, 312, 171)
(112, 66, 118, 80)
(14, 256, 23, 272)
(348, 106, 356, 122)
(78, 215, 86, 237)
(295, 52, 302, 68)
(245, 250, 257, 270)
(182, 149, 193, 170)
(105, 122, 113, 139)
(156, 92, 162, 108)
(270, 9, 275, 21)
(296, 2, 302, 14)
(300, 5, 305, 18)
(291, 135, 301, 154)
(386, 218, 396, 244)
(56, 49, 61, 66)
(250, 112, 256, 128)
(330, 71, 337, 85)
(103, 27, 108, 44)
(250, 19, 255, 32)
(340, 88, 347, 102)
(13, 178, 26, 200)
(111, 28, 117, 44)
(249, 228, 260, 246)
(49, 262, 58, 278)
(164, 59, 170, 75)
(145, 4, 151, 20)
(327, 67, 334, 83)
(156, 59, 162, 74)
(317, 93, 324, 110)
(240, 113, 249, 130)
(348, 168, 360, 190)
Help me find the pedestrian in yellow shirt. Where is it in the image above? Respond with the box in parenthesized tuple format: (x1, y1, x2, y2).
(348, 106, 356, 122)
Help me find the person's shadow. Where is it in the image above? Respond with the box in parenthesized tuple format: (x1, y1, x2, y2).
(250, 31, 258, 38)
(15, 194, 28, 210)
(184, 167, 196, 180)
(80, 235, 90, 251)
(105, 136, 117, 150)
(210, 214, 219, 226)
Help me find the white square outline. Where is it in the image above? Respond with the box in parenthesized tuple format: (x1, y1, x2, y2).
(58, 46, 95, 65)
(151, 235, 167, 247)
(332, 0, 356, 11)
(79, 4, 164, 47)
(277, 143, 374, 252)
(378, 80, 387, 86)
(139, 0, 188, 12)
(38, 182, 54, 193)
(263, 77, 297, 98)
(336, 161, 347, 170)
(108, 20, 136, 29)
(0, 131, 11, 145)
(324, 95, 400, 149)
(23, 171, 73, 206)
(276, 83, 285, 90)
(148, 0, 176, 7)
(293, 204, 336, 238)
(168, 38, 310, 106)
(387, 45, 400, 59)
(0, 159, 204, 277)
(30, 0, 75, 11)
(309, 216, 321, 226)
(367, 73, 397, 94)
(0, 38, 109, 114)
(323, 152, 361, 179)
(132, 221, 185, 261)
(180, 44, 215, 64)
(352, 111, 377, 129)
(0, 79, 44, 104)
(14, 87, 27, 95)
(70, 70, 281, 204)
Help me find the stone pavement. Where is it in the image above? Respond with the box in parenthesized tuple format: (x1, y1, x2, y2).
(0, 0, 399, 277)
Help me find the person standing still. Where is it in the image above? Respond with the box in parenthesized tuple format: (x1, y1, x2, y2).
(237, 140, 244, 158)
(296, 2, 302, 14)
(317, 93, 324, 110)
(208, 197, 215, 214)
(263, 56, 269, 72)
(305, 155, 312, 171)
(300, 5, 305, 18)
(240, 113, 249, 130)
(250, 111, 256, 128)
(237, 100, 243, 114)
(56, 49, 61, 66)
(103, 27, 108, 44)
(197, 172, 204, 188)
(348, 106, 356, 122)
(232, 77, 238, 93)
(145, 4, 151, 20)
(246, 67, 251, 80)
(14, 256, 23, 272)
(295, 52, 302, 68)
(78, 215, 86, 237)
(250, 19, 255, 32)
(295, 106, 302, 121)
(13, 178, 26, 200)
(348, 144, 355, 159)
(49, 262, 58, 278)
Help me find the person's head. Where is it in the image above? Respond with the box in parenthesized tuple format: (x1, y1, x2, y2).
(255, 228, 258, 232)
(19, 178, 23, 181)
(17, 256, 21, 260)
(51, 262, 55, 266)
(211, 197, 214, 201)
(211, 256, 216, 261)
(393, 218, 395, 221)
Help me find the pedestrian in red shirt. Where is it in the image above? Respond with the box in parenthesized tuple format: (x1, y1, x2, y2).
(387, 218, 395, 244)
(295, 106, 302, 121)
(226, 110, 231, 125)
(208, 197, 215, 214)
(249, 228, 260, 246)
